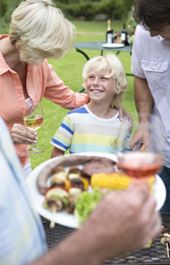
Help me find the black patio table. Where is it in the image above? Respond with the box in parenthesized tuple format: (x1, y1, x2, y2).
(75, 41, 133, 77)
(42, 213, 170, 265)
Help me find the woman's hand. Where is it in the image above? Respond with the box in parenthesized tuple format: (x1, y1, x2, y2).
(11, 123, 37, 144)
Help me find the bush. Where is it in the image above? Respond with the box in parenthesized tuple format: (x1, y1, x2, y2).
(57, 2, 96, 20)
(1, 0, 133, 30)
(55, 0, 133, 21)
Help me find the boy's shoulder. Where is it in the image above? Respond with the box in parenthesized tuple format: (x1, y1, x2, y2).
(67, 105, 89, 115)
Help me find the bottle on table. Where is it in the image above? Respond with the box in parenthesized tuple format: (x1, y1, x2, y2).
(106, 19, 113, 44)
(121, 23, 129, 46)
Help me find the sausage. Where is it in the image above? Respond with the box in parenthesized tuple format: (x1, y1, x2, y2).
(37, 155, 116, 194)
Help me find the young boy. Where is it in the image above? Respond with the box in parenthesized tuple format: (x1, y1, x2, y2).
(51, 54, 132, 157)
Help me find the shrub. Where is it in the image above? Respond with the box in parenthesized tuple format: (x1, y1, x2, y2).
(1, 0, 133, 30)
(55, 0, 133, 21)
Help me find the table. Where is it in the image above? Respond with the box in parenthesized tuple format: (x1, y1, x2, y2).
(75, 41, 133, 77)
(42, 213, 170, 264)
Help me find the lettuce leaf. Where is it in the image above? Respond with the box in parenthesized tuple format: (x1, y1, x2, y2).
(75, 188, 103, 224)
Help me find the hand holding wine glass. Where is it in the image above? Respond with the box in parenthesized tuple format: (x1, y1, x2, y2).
(24, 103, 44, 153)
(118, 117, 165, 179)
(116, 117, 166, 248)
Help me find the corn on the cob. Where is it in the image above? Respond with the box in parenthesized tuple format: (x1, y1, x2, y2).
(81, 177, 89, 190)
(91, 173, 155, 191)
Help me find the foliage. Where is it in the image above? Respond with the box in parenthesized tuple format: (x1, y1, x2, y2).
(0, 0, 134, 27)
(0, 0, 21, 32)
(55, 0, 133, 20)
(0, 0, 20, 22)
(126, 6, 137, 35)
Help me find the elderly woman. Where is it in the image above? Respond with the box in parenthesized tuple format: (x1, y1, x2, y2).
(0, 0, 88, 175)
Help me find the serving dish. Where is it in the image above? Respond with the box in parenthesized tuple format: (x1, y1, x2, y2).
(27, 153, 166, 228)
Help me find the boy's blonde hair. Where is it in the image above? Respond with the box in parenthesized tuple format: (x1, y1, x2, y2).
(9, 0, 75, 64)
(82, 54, 127, 108)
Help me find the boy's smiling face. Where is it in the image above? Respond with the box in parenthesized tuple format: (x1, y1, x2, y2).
(85, 72, 115, 104)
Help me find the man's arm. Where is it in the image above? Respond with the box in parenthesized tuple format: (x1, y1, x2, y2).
(31, 183, 161, 265)
(131, 76, 154, 149)
(134, 76, 154, 123)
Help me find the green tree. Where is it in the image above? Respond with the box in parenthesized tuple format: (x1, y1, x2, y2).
(55, 0, 133, 20)
(1, 0, 134, 30)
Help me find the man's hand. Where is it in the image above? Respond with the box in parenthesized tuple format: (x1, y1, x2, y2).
(130, 123, 150, 151)
(32, 183, 161, 265)
(11, 123, 37, 144)
(85, 182, 161, 260)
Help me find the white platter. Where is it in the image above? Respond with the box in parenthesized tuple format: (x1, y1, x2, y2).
(102, 43, 125, 48)
(26, 153, 166, 229)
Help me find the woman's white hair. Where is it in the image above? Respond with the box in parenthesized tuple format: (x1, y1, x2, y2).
(9, 0, 76, 64)
(82, 54, 127, 108)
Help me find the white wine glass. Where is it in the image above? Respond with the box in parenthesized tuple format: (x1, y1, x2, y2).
(24, 103, 44, 153)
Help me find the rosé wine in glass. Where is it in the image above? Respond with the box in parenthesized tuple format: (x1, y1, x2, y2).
(117, 152, 163, 178)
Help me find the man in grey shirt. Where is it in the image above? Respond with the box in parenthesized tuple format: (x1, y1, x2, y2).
(131, 0, 170, 212)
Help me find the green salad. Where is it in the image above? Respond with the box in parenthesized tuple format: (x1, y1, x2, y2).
(75, 188, 103, 224)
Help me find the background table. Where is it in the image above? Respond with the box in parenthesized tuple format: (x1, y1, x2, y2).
(75, 41, 132, 77)
(42, 213, 170, 265)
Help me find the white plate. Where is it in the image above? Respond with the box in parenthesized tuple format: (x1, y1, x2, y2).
(154, 175, 166, 211)
(26, 153, 166, 229)
(102, 43, 125, 48)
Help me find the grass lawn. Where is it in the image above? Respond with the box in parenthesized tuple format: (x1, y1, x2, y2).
(31, 20, 137, 168)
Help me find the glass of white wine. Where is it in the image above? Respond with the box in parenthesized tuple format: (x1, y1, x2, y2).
(24, 103, 44, 153)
